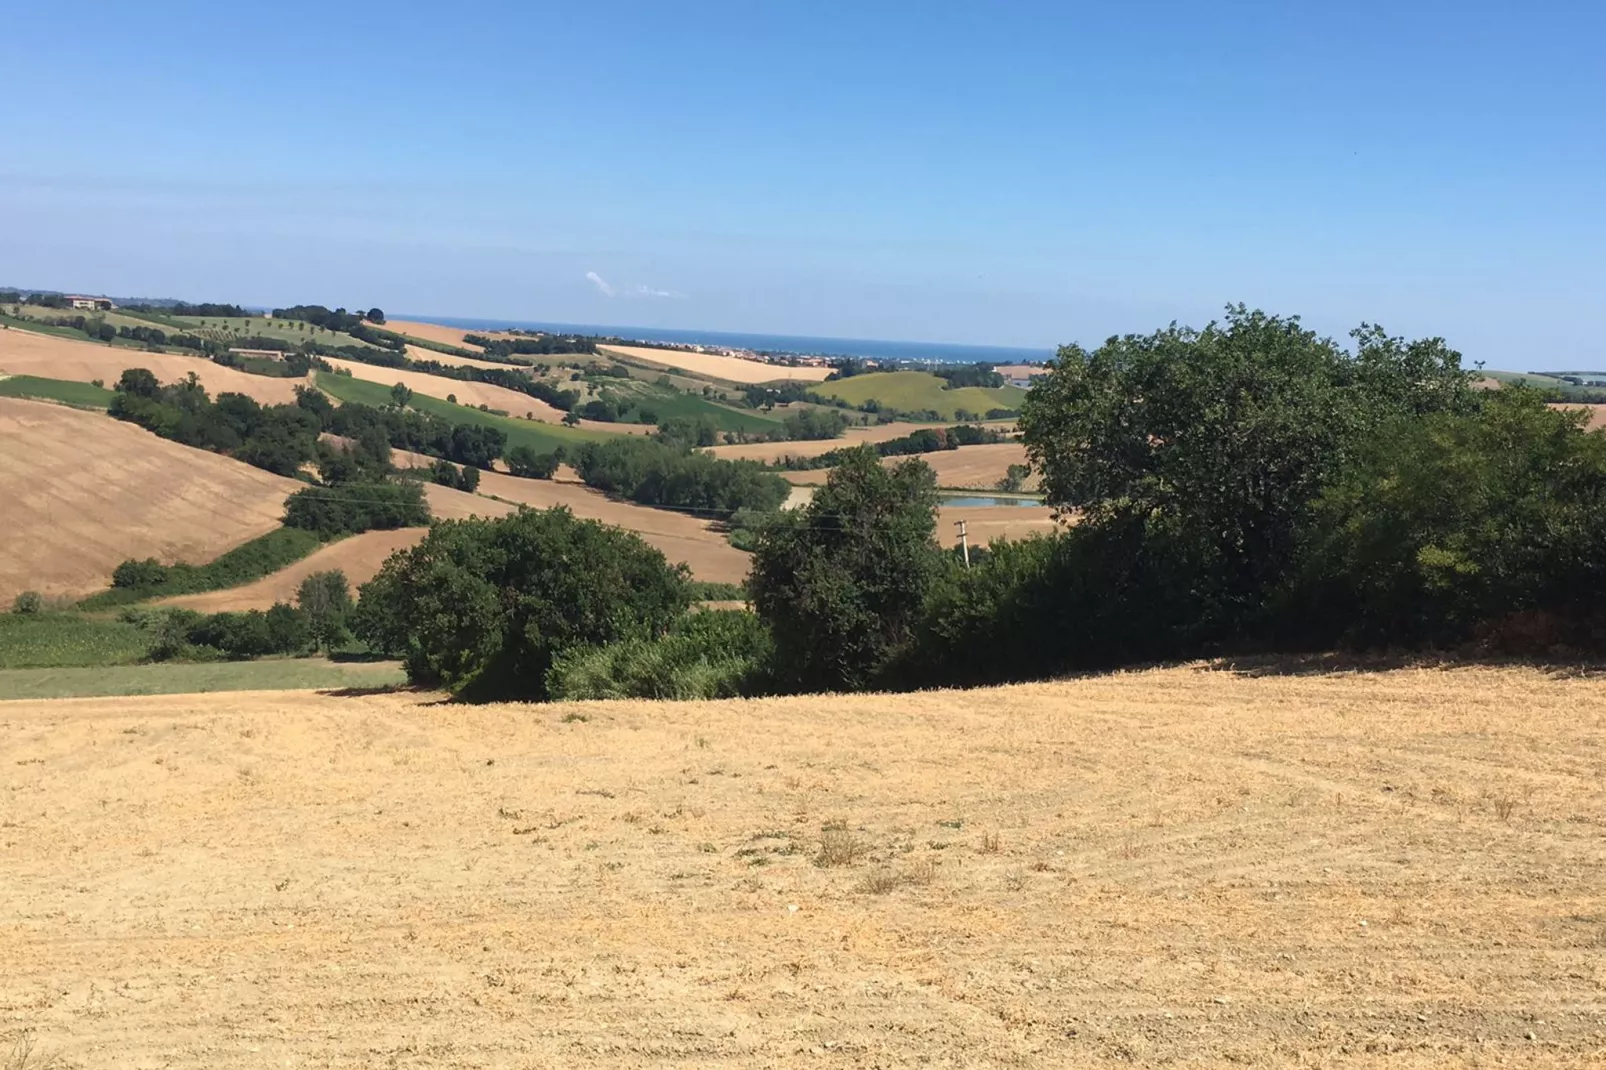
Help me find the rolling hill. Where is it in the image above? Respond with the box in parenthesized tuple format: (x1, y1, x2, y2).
(0, 397, 300, 604)
(811, 370, 1027, 419)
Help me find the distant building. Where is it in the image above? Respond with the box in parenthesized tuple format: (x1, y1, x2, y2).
(65, 295, 114, 311)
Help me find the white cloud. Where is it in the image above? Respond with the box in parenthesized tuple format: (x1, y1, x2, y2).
(587, 271, 684, 300)
(633, 284, 685, 299)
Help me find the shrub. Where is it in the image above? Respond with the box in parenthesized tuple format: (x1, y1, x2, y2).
(112, 558, 170, 589)
(11, 591, 43, 615)
(547, 609, 773, 701)
(352, 508, 692, 700)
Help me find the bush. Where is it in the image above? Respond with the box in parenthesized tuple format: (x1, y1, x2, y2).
(148, 604, 311, 661)
(547, 609, 773, 701)
(283, 482, 430, 536)
(352, 508, 693, 700)
(112, 558, 170, 589)
(11, 591, 43, 615)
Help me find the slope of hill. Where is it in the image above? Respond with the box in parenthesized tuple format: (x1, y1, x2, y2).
(383, 318, 486, 352)
(0, 397, 300, 604)
(781, 441, 1032, 489)
(0, 327, 304, 404)
(600, 343, 834, 384)
(704, 420, 1016, 463)
(321, 356, 569, 420)
(4, 663, 1599, 1065)
(812, 370, 1027, 419)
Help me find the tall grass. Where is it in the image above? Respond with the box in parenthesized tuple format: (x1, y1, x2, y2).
(0, 613, 150, 669)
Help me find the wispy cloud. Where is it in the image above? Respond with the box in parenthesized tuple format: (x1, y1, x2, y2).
(586, 271, 685, 300)
(633, 284, 685, 299)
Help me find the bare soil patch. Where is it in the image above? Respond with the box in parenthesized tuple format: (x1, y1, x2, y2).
(3, 664, 1603, 1066)
(0, 328, 304, 404)
(0, 398, 299, 604)
(936, 502, 1058, 546)
(383, 319, 486, 352)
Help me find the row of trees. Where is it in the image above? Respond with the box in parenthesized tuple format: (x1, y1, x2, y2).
(109, 369, 322, 476)
(464, 332, 601, 358)
(763, 422, 1008, 471)
(571, 436, 791, 515)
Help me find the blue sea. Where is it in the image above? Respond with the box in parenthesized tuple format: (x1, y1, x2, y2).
(400, 316, 1054, 366)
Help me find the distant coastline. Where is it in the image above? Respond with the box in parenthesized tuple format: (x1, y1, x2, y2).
(398, 315, 1055, 366)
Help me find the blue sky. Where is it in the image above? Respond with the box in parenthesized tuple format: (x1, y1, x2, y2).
(1, 1, 1601, 364)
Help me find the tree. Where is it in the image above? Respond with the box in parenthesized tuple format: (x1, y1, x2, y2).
(562, 411, 581, 426)
(506, 445, 562, 479)
(352, 508, 692, 700)
(1018, 305, 1474, 635)
(11, 591, 43, 615)
(366, 307, 386, 324)
(996, 464, 1030, 493)
(749, 447, 943, 692)
(297, 570, 353, 652)
(457, 464, 481, 493)
(390, 382, 413, 408)
(283, 482, 430, 535)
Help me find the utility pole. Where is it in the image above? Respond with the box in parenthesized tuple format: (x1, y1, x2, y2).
(956, 519, 970, 569)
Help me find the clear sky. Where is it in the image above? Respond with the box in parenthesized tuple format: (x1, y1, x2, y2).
(1, 1, 1601, 364)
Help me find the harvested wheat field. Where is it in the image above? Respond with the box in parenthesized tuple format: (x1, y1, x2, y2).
(706, 421, 1016, 463)
(160, 529, 428, 612)
(4, 664, 1605, 1067)
(320, 357, 568, 421)
(937, 502, 1058, 545)
(0, 328, 304, 404)
(600, 344, 834, 385)
(784, 441, 1033, 489)
(1556, 403, 1606, 430)
(402, 345, 515, 371)
(0, 398, 299, 604)
(383, 319, 485, 352)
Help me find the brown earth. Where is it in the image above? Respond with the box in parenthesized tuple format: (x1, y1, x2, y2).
(3, 663, 1603, 1067)
(0, 327, 305, 404)
(600, 344, 835, 384)
(1555, 402, 1606, 430)
(0, 398, 300, 604)
(402, 345, 517, 371)
(783, 441, 1033, 489)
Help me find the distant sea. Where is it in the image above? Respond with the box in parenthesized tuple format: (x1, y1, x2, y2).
(401, 316, 1054, 366)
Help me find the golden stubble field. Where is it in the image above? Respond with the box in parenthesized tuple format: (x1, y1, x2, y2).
(0, 399, 300, 604)
(3, 663, 1604, 1067)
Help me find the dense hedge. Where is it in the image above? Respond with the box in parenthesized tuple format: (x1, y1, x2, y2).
(572, 437, 790, 516)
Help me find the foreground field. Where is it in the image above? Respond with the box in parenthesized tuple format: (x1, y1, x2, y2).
(5, 664, 1602, 1067)
(0, 398, 300, 604)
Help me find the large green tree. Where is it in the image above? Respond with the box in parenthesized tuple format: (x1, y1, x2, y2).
(353, 508, 692, 699)
(749, 447, 942, 692)
(1018, 305, 1474, 632)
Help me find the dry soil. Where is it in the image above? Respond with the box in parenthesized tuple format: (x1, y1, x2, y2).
(2, 663, 1604, 1066)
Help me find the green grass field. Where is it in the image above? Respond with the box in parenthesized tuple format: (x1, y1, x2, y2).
(315, 371, 614, 452)
(17, 304, 183, 336)
(618, 382, 781, 433)
(0, 315, 150, 349)
(0, 613, 151, 669)
(811, 371, 1027, 419)
(0, 658, 406, 701)
(0, 374, 114, 409)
